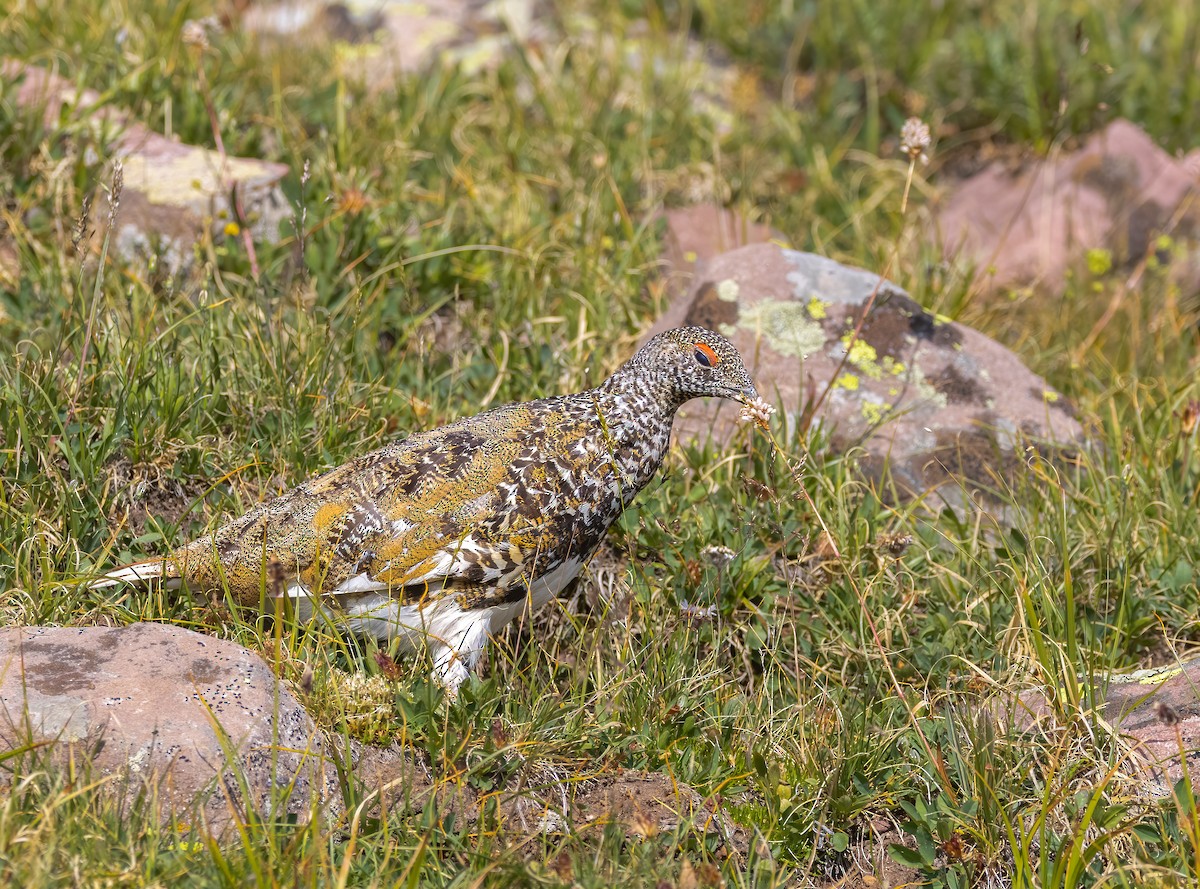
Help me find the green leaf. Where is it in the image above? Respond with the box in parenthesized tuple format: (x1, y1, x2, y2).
(888, 844, 927, 868)
(916, 830, 937, 865)
(1132, 822, 1163, 844)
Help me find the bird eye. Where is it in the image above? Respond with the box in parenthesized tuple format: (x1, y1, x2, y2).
(693, 343, 720, 368)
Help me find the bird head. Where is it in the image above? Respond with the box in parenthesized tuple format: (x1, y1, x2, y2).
(630, 326, 759, 406)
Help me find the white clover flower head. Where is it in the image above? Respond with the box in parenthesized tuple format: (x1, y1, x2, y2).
(182, 16, 220, 50)
(679, 600, 718, 623)
(738, 395, 775, 429)
(900, 117, 932, 164)
(702, 544, 736, 568)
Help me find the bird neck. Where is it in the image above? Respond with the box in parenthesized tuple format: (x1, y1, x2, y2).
(595, 366, 684, 433)
(598, 358, 687, 410)
(590, 368, 682, 497)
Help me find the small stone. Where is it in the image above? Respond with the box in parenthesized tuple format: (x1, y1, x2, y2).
(996, 656, 1200, 799)
(659, 205, 782, 298)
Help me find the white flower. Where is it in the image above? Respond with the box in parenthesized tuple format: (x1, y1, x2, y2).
(182, 16, 220, 50)
(738, 395, 775, 429)
(900, 117, 931, 164)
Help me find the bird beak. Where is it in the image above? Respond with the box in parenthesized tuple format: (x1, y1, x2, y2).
(734, 385, 759, 404)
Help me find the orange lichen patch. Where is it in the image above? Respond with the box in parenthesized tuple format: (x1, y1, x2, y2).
(313, 502, 350, 534)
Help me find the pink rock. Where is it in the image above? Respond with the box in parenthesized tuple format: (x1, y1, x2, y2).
(659, 205, 782, 297)
(0, 623, 337, 835)
(0, 619, 745, 843)
(938, 119, 1200, 291)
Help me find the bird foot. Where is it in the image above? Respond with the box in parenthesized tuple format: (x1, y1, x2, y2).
(432, 647, 471, 698)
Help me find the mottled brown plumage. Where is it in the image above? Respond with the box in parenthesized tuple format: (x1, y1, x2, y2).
(100, 327, 758, 691)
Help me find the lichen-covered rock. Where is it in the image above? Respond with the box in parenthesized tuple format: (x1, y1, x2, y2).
(0, 623, 337, 835)
(4, 60, 288, 273)
(105, 137, 289, 273)
(1001, 656, 1200, 799)
(645, 243, 1086, 507)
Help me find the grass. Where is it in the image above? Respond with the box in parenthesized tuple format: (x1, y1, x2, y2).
(1, 0, 1199, 885)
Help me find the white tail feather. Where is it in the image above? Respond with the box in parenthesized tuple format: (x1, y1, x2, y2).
(91, 561, 182, 591)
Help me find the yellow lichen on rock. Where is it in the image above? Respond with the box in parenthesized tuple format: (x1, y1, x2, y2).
(119, 152, 279, 208)
(860, 400, 892, 425)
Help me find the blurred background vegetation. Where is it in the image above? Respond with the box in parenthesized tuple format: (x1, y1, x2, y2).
(0, 0, 1198, 886)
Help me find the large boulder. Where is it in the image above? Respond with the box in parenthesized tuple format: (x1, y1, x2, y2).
(0, 621, 744, 848)
(0, 623, 337, 834)
(645, 243, 1086, 507)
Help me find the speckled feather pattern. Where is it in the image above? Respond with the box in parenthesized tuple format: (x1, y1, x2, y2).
(106, 327, 757, 688)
